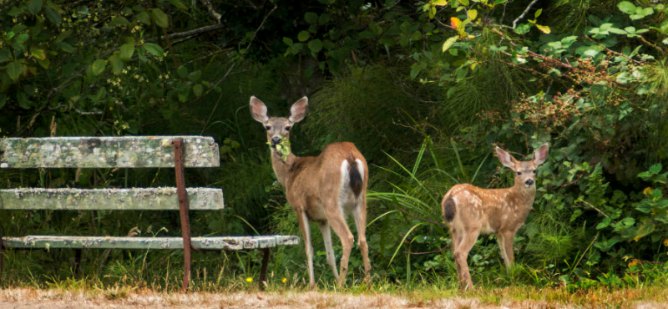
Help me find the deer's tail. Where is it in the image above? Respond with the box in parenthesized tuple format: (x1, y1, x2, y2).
(347, 156, 363, 198)
(442, 195, 456, 222)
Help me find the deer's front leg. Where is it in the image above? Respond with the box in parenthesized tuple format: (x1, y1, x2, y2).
(297, 210, 316, 288)
(496, 230, 516, 268)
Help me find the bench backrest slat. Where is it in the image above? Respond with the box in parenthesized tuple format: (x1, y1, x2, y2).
(0, 136, 219, 168)
(0, 188, 224, 210)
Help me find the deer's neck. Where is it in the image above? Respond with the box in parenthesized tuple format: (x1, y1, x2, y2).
(270, 150, 299, 188)
(507, 181, 537, 210)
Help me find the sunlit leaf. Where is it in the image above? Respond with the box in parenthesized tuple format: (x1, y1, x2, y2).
(467, 9, 477, 21)
(536, 24, 551, 34)
(441, 35, 458, 52)
(433, 0, 448, 6)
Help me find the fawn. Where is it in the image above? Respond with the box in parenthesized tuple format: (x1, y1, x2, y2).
(250, 96, 371, 288)
(441, 143, 549, 289)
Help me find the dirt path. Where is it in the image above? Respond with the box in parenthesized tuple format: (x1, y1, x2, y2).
(0, 288, 664, 308)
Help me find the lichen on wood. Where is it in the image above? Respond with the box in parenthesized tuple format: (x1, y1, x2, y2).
(0, 187, 224, 210)
(0, 136, 220, 168)
(1, 235, 300, 250)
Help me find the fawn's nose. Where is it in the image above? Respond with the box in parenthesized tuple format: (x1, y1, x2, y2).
(525, 179, 535, 186)
(271, 136, 281, 146)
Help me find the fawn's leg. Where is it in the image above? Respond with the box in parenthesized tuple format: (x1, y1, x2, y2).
(496, 230, 515, 268)
(453, 228, 480, 290)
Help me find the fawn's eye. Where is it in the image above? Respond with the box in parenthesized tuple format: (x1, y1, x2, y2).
(284, 126, 291, 131)
(532, 169, 536, 174)
(516, 171, 522, 175)
(265, 126, 271, 131)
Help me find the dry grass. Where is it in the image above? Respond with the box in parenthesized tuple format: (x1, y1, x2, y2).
(0, 287, 666, 308)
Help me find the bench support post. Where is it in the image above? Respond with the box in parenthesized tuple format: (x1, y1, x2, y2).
(173, 139, 192, 292)
(259, 248, 271, 290)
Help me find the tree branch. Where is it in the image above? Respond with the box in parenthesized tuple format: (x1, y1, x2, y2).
(512, 0, 539, 29)
(199, 0, 222, 23)
(162, 23, 225, 44)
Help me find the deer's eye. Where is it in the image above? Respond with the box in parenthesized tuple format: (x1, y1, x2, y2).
(532, 169, 536, 174)
(284, 126, 291, 132)
(516, 171, 522, 175)
(265, 125, 271, 131)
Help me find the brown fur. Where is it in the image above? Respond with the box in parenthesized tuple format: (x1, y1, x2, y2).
(441, 144, 549, 290)
(250, 96, 371, 288)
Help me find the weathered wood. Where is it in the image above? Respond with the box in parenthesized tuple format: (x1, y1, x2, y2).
(0, 188, 224, 210)
(2, 235, 300, 250)
(0, 136, 219, 168)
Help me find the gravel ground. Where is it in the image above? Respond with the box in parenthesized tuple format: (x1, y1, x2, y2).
(0, 288, 664, 308)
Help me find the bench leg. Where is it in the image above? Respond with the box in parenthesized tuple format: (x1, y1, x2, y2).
(74, 249, 83, 276)
(259, 248, 271, 290)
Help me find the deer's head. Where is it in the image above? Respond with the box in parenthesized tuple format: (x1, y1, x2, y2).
(495, 143, 549, 188)
(250, 96, 308, 158)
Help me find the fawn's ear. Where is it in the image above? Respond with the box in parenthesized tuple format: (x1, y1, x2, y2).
(250, 96, 269, 123)
(495, 146, 517, 169)
(289, 96, 308, 123)
(533, 143, 549, 165)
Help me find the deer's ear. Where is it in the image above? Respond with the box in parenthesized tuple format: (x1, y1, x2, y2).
(289, 96, 308, 123)
(533, 143, 549, 165)
(495, 146, 516, 169)
(250, 96, 269, 123)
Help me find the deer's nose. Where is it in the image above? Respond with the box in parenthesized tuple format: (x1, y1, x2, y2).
(525, 179, 535, 186)
(271, 136, 281, 146)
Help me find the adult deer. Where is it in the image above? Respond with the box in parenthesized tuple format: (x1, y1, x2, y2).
(250, 96, 371, 288)
(441, 143, 549, 289)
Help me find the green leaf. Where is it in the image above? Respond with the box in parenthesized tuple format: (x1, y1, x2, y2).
(304, 12, 318, 24)
(120, 43, 135, 60)
(168, 0, 188, 11)
(457, 0, 469, 6)
(30, 48, 46, 60)
(297, 31, 310, 42)
(136, 11, 151, 25)
(109, 53, 123, 75)
(151, 8, 169, 28)
(143, 43, 164, 57)
(307, 39, 323, 54)
(44, 5, 61, 25)
(91, 59, 107, 76)
(0, 49, 12, 63)
(534, 8, 542, 18)
(193, 84, 203, 97)
(110, 16, 130, 27)
(441, 35, 458, 52)
(514, 23, 531, 35)
(27, 0, 43, 15)
(617, 1, 636, 14)
(6, 60, 25, 81)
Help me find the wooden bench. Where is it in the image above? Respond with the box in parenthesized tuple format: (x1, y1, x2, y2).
(0, 136, 299, 291)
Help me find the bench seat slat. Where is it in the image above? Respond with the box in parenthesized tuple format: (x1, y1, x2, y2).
(1, 235, 300, 250)
(0, 136, 219, 168)
(0, 188, 224, 210)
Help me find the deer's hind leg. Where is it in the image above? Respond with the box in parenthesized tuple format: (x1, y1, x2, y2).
(318, 222, 340, 279)
(352, 194, 371, 283)
(452, 227, 480, 290)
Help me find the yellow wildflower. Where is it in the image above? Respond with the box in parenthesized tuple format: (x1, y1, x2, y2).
(643, 187, 653, 196)
(663, 239, 668, 247)
(281, 277, 287, 284)
(627, 259, 640, 268)
(245, 277, 253, 283)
